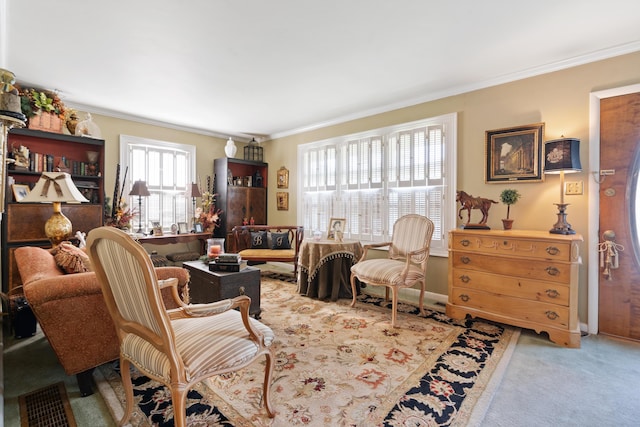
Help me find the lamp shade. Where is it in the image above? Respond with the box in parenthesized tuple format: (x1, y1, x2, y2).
(190, 183, 202, 198)
(129, 180, 150, 197)
(20, 172, 89, 203)
(544, 138, 582, 174)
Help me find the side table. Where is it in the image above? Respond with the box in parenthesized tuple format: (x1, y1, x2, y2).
(182, 261, 261, 318)
(297, 239, 363, 301)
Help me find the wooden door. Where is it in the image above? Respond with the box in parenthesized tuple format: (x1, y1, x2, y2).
(598, 92, 640, 341)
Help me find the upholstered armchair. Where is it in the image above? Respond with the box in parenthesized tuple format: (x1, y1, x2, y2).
(87, 226, 275, 426)
(15, 245, 190, 396)
(350, 214, 435, 327)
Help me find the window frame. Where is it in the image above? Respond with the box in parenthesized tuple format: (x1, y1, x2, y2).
(119, 134, 196, 233)
(297, 112, 457, 257)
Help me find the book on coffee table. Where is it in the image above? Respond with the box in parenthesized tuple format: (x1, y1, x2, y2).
(209, 260, 248, 272)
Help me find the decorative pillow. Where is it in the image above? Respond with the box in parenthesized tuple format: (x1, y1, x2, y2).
(51, 241, 90, 274)
(271, 232, 291, 250)
(250, 231, 269, 249)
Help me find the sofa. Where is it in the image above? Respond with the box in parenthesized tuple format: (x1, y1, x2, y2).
(231, 225, 304, 275)
(15, 245, 190, 396)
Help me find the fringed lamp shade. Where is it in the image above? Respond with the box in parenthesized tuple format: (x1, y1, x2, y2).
(544, 138, 582, 234)
(19, 172, 88, 245)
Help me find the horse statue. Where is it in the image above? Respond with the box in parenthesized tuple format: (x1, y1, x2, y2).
(456, 190, 498, 226)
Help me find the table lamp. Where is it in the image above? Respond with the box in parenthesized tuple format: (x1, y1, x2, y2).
(189, 183, 202, 230)
(544, 137, 582, 235)
(19, 171, 89, 245)
(129, 180, 150, 234)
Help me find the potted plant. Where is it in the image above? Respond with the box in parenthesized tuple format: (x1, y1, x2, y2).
(18, 87, 66, 133)
(500, 188, 521, 230)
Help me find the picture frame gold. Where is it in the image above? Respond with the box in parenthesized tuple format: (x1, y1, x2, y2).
(277, 166, 289, 189)
(276, 192, 289, 210)
(485, 122, 545, 183)
(11, 184, 30, 202)
(327, 217, 346, 240)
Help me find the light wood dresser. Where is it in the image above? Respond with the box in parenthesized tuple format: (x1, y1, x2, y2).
(447, 229, 583, 348)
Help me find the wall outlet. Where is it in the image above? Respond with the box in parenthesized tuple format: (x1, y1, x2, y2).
(565, 181, 583, 195)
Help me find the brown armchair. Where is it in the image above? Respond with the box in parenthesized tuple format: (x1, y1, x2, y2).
(15, 245, 190, 396)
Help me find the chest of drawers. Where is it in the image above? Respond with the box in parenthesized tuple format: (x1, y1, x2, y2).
(447, 229, 582, 347)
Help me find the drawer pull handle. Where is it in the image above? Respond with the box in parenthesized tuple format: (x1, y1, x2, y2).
(460, 294, 470, 302)
(545, 266, 560, 276)
(239, 286, 246, 296)
(546, 246, 560, 256)
(545, 310, 559, 320)
(460, 275, 471, 283)
(461, 256, 471, 264)
(460, 239, 471, 247)
(545, 289, 559, 298)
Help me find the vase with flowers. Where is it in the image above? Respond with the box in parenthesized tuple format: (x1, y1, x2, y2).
(196, 176, 223, 234)
(19, 87, 66, 133)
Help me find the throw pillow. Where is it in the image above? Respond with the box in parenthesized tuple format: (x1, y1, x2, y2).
(250, 231, 269, 249)
(271, 232, 291, 250)
(51, 241, 90, 274)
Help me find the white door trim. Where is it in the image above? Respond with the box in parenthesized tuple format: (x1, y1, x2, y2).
(588, 83, 640, 334)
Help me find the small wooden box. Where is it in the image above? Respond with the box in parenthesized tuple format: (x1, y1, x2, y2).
(183, 261, 261, 318)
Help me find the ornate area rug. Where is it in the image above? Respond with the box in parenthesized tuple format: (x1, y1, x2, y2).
(96, 275, 519, 426)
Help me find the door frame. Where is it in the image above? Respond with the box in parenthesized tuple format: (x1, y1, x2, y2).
(588, 83, 640, 334)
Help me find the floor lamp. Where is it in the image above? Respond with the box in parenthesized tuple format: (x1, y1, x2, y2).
(190, 183, 202, 231)
(129, 180, 150, 234)
(544, 137, 582, 235)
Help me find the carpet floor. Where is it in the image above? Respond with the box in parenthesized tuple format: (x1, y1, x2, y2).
(96, 275, 519, 426)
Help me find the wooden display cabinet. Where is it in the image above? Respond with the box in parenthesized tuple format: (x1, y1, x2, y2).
(213, 157, 268, 251)
(1, 128, 105, 293)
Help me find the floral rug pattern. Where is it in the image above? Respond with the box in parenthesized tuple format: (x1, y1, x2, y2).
(97, 275, 519, 426)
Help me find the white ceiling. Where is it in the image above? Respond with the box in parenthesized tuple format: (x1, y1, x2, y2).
(3, 0, 640, 141)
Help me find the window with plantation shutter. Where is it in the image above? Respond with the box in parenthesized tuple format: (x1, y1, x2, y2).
(120, 135, 195, 233)
(298, 113, 457, 256)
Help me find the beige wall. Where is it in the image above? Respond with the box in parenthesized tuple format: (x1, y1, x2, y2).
(265, 51, 640, 323)
(87, 51, 640, 324)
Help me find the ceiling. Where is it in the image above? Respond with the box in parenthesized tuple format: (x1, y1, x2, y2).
(3, 0, 640, 141)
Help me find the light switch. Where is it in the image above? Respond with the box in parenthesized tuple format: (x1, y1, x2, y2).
(565, 181, 583, 195)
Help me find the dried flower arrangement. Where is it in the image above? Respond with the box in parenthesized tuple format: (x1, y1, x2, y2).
(196, 176, 222, 233)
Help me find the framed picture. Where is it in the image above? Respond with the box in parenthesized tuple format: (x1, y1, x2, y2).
(277, 167, 289, 189)
(11, 184, 30, 202)
(485, 122, 545, 183)
(327, 217, 346, 240)
(178, 222, 189, 234)
(277, 192, 289, 210)
(194, 223, 204, 233)
(151, 221, 163, 236)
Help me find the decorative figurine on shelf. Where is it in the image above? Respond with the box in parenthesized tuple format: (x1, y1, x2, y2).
(242, 217, 249, 226)
(456, 190, 498, 229)
(250, 216, 255, 225)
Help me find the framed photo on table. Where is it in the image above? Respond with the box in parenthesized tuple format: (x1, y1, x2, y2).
(194, 223, 204, 233)
(11, 184, 30, 202)
(485, 122, 544, 183)
(151, 221, 163, 236)
(178, 222, 189, 234)
(327, 217, 346, 240)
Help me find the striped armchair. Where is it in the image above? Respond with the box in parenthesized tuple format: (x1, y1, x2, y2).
(87, 227, 275, 426)
(350, 214, 435, 327)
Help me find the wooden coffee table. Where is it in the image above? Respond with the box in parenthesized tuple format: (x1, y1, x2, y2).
(182, 261, 261, 318)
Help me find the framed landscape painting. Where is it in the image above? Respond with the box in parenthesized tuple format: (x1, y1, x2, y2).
(485, 122, 545, 183)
